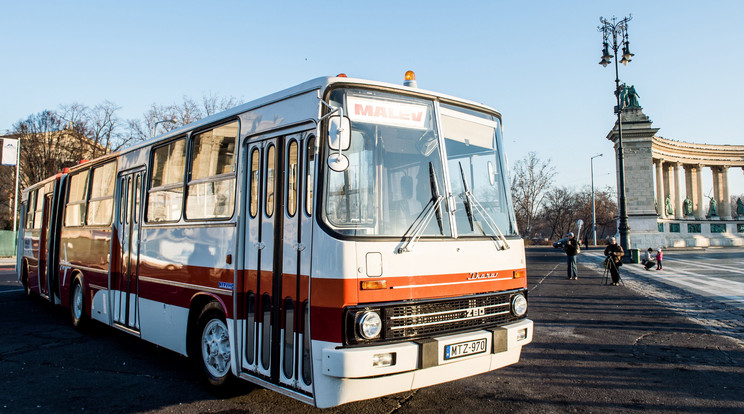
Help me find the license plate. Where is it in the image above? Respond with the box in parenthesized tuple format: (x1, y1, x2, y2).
(444, 338, 487, 360)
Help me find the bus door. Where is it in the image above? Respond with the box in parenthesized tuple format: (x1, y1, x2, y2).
(38, 193, 53, 299)
(112, 169, 145, 331)
(242, 132, 313, 393)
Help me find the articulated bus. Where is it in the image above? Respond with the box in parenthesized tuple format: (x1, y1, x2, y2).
(17, 72, 532, 408)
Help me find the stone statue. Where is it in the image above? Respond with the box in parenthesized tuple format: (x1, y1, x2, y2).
(709, 197, 718, 217)
(737, 197, 744, 217)
(627, 85, 641, 108)
(664, 195, 674, 216)
(683, 197, 693, 216)
(619, 84, 629, 109)
(618, 84, 641, 109)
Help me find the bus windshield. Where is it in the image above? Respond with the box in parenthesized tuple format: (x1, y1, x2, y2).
(322, 88, 515, 238)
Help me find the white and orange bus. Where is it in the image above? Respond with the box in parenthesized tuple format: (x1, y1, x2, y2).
(17, 72, 532, 408)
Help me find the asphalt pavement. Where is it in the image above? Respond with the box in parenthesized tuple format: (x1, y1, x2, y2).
(0, 249, 742, 413)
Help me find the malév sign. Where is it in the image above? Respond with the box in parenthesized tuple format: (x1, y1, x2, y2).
(347, 96, 428, 130)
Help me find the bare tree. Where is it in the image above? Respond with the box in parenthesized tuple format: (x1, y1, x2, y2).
(541, 186, 580, 240)
(87, 101, 128, 156)
(510, 152, 556, 238)
(141, 93, 242, 138)
(12, 110, 92, 188)
(201, 93, 240, 117)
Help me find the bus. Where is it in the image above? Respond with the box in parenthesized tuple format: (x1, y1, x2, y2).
(17, 72, 532, 408)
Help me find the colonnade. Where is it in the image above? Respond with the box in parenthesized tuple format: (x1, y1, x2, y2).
(653, 159, 737, 220)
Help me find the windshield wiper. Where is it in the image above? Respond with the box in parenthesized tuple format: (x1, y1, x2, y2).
(398, 163, 444, 254)
(458, 161, 510, 250)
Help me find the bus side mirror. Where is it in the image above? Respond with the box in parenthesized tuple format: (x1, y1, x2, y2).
(328, 116, 351, 151)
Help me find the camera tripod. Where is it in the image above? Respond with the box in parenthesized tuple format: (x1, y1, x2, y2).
(602, 257, 625, 286)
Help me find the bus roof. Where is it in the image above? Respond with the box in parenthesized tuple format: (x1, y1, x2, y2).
(124, 75, 502, 154)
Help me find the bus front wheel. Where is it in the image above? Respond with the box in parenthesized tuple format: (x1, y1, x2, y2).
(194, 303, 232, 387)
(70, 276, 88, 329)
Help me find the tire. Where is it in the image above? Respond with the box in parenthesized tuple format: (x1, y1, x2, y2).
(22, 264, 32, 297)
(194, 302, 232, 387)
(70, 276, 88, 329)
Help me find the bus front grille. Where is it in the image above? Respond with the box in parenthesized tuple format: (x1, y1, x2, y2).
(383, 291, 523, 340)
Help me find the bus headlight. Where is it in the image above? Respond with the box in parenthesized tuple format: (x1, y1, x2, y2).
(357, 311, 382, 339)
(511, 293, 527, 317)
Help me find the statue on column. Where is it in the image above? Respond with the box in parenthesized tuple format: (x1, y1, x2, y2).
(619, 84, 629, 109)
(708, 197, 718, 217)
(627, 85, 641, 108)
(737, 197, 744, 217)
(664, 195, 674, 216)
(683, 197, 693, 216)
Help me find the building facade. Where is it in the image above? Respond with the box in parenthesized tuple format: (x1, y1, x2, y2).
(607, 107, 744, 248)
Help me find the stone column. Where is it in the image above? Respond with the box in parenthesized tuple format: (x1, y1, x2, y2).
(673, 162, 683, 219)
(663, 162, 674, 217)
(655, 159, 665, 218)
(695, 164, 705, 220)
(712, 166, 721, 218)
(721, 166, 731, 219)
(684, 165, 694, 216)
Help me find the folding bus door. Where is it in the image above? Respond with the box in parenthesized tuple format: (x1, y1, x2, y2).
(242, 132, 313, 395)
(278, 133, 312, 390)
(242, 137, 280, 379)
(112, 169, 145, 332)
(38, 193, 53, 299)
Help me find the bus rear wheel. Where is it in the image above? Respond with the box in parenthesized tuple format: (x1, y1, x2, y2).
(70, 276, 88, 329)
(22, 263, 32, 297)
(194, 303, 232, 387)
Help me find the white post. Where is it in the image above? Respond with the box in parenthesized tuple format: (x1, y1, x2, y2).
(12, 137, 20, 256)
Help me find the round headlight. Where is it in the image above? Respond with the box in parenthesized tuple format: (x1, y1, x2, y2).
(511, 294, 528, 317)
(357, 311, 382, 339)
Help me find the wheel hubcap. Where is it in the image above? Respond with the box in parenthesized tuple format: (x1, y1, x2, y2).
(73, 284, 83, 320)
(202, 319, 230, 377)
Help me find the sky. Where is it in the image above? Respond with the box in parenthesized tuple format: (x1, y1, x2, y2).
(1, 0, 743, 197)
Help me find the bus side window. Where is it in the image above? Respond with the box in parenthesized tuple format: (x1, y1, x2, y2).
(147, 138, 186, 222)
(265, 144, 276, 217)
(249, 148, 259, 218)
(186, 120, 238, 220)
(305, 136, 315, 216)
(87, 161, 117, 226)
(287, 140, 298, 217)
(33, 188, 45, 229)
(25, 190, 36, 229)
(65, 171, 89, 227)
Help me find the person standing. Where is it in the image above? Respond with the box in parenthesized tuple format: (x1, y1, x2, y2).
(564, 232, 579, 280)
(603, 237, 624, 286)
(656, 248, 663, 270)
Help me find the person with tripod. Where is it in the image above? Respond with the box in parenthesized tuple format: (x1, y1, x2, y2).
(603, 237, 624, 286)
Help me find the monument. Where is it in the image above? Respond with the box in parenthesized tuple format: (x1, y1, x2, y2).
(606, 86, 744, 248)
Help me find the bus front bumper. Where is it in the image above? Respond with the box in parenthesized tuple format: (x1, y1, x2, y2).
(313, 319, 532, 408)
(321, 318, 533, 378)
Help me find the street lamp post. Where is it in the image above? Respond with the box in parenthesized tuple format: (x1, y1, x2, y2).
(591, 153, 603, 246)
(598, 15, 634, 260)
(151, 118, 177, 138)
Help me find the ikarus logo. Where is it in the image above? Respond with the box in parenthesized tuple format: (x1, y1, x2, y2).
(467, 272, 499, 281)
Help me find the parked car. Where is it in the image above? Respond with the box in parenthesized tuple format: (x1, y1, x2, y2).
(553, 237, 569, 249)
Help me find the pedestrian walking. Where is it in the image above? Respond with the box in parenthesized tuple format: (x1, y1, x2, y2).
(656, 248, 663, 270)
(643, 247, 656, 270)
(603, 237, 624, 286)
(564, 232, 580, 280)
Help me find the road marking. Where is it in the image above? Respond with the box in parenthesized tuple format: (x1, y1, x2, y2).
(582, 251, 744, 306)
(667, 257, 744, 274)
